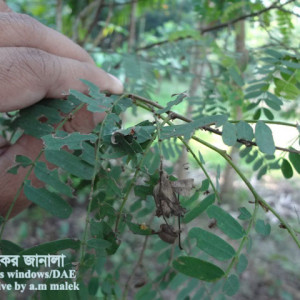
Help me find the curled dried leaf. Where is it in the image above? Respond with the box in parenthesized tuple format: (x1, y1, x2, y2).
(158, 224, 178, 244)
(153, 170, 186, 218)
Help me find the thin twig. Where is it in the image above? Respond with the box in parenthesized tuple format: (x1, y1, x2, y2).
(278, 7, 300, 18)
(82, 0, 106, 45)
(129, 94, 300, 154)
(0, 102, 85, 239)
(136, 0, 296, 51)
(123, 213, 155, 299)
(72, 0, 100, 41)
(93, 1, 114, 47)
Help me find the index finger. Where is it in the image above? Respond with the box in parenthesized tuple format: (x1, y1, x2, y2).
(0, 1, 94, 64)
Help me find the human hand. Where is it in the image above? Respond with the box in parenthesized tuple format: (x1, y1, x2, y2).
(0, 1, 123, 217)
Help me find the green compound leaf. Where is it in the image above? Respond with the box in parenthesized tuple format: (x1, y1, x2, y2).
(266, 91, 283, 105)
(207, 205, 245, 240)
(156, 93, 187, 114)
(236, 121, 254, 141)
(24, 181, 72, 219)
(70, 89, 109, 112)
(34, 162, 73, 197)
(255, 121, 275, 155)
(45, 150, 94, 180)
(161, 115, 228, 139)
(15, 155, 32, 167)
(114, 122, 155, 143)
(87, 239, 112, 250)
(222, 122, 237, 146)
(257, 165, 268, 179)
(11, 104, 61, 138)
(80, 142, 96, 165)
(8, 155, 33, 174)
(189, 228, 235, 261)
(0, 240, 23, 255)
(173, 256, 225, 281)
(255, 219, 271, 236)
(19, 239, 80, 255)
(253, 158, 264, 171)
(265, 99, 281, 111)
(42, 132, 97, 150)
(281, 158, 293, 179)
(238, 207, 252, 220)
(236, 254, 248, 274)
(80, 79, 103, 98)
(253, 108, 261, 120)
(228, 66, 244, 87)
(223, 274, 240, 296)
(183, 194, 215, 224)
(274, 77, 300, 100)
(127, 222, 154, 235)
(263, 108, 274, 120)
(245, 82, 269, 92)
(289, 151, 300, 174)
(7, 165, 21, 175)
(244, 90, 263, 99)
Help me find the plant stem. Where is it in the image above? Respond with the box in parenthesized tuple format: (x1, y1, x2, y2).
(193, 136, 300, 249)
(0, 102, 86, 239)
(130, 94, 299, 154)
(79, 95, 125, 266)
(133, 96, 300, 248)
(0, 151, 43, 240)
(114, 135, 156, 232)
(114, 117, 169, 233)
(229, 119, 298, 128)
(178, 137, 221, 203)
(225, 201, 259, 276)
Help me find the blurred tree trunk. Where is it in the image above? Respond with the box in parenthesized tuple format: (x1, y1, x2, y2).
(128, 0, 138, 52)
(56, 0, 63, 32)
(221, 20, 248, 200)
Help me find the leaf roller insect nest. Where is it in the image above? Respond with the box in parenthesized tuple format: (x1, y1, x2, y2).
(153, 170, 194, 218)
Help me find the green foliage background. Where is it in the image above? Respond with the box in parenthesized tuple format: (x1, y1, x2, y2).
(0, 0, 300, 299)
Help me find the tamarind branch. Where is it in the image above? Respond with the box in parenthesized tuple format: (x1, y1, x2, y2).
(129, 93, 300, 155)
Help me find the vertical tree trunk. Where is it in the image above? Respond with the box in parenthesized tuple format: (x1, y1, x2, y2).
(128, 0, 138, 52)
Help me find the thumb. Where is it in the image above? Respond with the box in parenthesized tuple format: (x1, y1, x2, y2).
(0, 47, 123, 112)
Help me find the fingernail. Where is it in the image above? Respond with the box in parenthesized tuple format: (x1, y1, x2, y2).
(107, 74, 124, 94)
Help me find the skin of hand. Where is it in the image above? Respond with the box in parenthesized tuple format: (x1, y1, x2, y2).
(0, 1, 124, 218)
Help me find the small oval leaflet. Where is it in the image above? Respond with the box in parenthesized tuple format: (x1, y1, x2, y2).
(189, 227, 236, 261)
(223, 274, 240, 296)
(87, 239, 112, 250)
(173, 256, 225, 281)
(222, 122, 237, 146)
(255, 121, 275, 155)
(255, 219, 271, 236)
(236, 254, 248, 274)
(24, 181, 72, 219)
(289, 151, 300, 174)
(281, 158, 293, 179)
(206, 205, 245, 239)
(183, 193, 215, 224)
